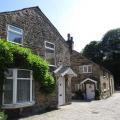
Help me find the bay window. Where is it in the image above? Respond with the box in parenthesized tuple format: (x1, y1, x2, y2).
(2, 69, 34, 108)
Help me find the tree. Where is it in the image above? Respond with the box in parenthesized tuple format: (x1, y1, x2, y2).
(82, 28, 120, 89)
(101, 28, 120, 89)
(82, 41, 103, 64)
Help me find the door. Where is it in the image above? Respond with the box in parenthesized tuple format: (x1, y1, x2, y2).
(86, 83, 95, 100)
(58, 77, 65, 106)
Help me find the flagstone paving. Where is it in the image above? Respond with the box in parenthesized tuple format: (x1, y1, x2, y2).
(19, 92, 120, 120)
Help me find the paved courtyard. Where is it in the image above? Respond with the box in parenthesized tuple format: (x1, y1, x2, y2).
(19, 92, 120, 120)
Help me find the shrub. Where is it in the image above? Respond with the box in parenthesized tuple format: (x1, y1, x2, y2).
(0, 40, 55, 95)
(0, 112, 7, 120)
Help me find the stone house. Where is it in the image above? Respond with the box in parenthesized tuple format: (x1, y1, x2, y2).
(0, 6, 76, 115)
(66, 34, 114, 100)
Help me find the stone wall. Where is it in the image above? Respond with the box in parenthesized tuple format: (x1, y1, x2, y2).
(70, 50, 114, 99)
(0, 7, 71, 114)
(0, 7, 70, 66)
(70, 50, 100, 92)
(99, 69, 114, 99)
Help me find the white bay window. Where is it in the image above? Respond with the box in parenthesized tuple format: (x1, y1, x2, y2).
(2, 69, 34, 109)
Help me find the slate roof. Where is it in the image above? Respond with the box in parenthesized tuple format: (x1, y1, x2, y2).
(54, 65, 77, 77)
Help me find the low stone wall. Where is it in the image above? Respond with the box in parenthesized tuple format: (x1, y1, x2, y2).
(3, 79, 58, 118)
(31, 80, 57, 113)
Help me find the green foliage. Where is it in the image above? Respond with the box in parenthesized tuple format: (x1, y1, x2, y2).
(101, 29, 120, 89)
(0, 40, 55, 96)
(27, 53, 48, 81)
(82, 28, 120, 89)
(82, 41, 103, 64)
(102, 28, 120, 48)
(41, 73, 55, 94)
(0, 112, 7, 120)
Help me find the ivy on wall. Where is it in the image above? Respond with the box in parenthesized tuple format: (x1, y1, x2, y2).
(0, 112, 7, 120)
(0, 40, 55, 101)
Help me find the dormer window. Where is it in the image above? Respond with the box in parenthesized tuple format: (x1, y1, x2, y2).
(7, 25, 23, 45)
(45, 41, 55, 66)
(79, 65, 92, 73)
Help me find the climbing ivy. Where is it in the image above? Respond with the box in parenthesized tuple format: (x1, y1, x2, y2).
(0, 40, 55, 102)
(0, 112, 7, 120)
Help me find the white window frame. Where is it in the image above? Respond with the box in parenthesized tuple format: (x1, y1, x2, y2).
(79, 65, 92, 73)
(45, 41, 56, 67)
(7, 25, 23, 45)
(2, 68, 35, 109)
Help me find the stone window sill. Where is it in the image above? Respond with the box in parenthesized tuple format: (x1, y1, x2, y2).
(2, 101, 35, 109)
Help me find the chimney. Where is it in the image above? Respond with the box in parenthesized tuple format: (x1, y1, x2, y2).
(67, 33, 71, 40)
(66, 33, 74, 53)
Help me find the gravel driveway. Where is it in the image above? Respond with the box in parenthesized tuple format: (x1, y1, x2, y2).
(19, 92, 120, 120)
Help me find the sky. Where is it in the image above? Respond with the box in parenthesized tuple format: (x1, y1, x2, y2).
(1, 0, 120, 52)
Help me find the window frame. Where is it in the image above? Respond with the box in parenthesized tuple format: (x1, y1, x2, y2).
(45, 41, 56, 67)
(7, 24, 23, 45)
(79, 65, 92, 73)
(45, 41, 55, 50)
(2, 68, 34, 109)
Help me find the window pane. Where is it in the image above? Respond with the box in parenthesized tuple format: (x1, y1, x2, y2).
(46, 49, 54, 53)
(83, 66, 87, 73)
(46, 42, 54, 49)
(4, 79, 13, 104)
(5, 69, 13, 77)
(17, 79, 30, 102)
(9, 25, 22, 33)
(79, 66, 83, 73)
(88, 66, 92, 73)
(17, 70, 30, 78)
(8, 31, 22, 44)
(49, 66, 56, 72)
(46, 48, 55, 65)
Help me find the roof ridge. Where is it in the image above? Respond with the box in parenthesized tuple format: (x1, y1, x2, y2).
(0, 6, 39, 14)
(72, 50, 112, 74)
(0, 6, 68, 47)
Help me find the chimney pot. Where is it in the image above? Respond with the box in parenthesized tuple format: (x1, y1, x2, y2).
(71, 37, 73, 41)
(67, 33, 71, 40)
(66, 34, 74, 53)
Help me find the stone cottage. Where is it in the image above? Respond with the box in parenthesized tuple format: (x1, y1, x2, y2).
(66, 34, 114, 100)
(0, 6, 76, 115)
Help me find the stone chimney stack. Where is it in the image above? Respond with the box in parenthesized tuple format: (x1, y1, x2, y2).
(67, 33, 71, 40)
(66, 33, 74, 53)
